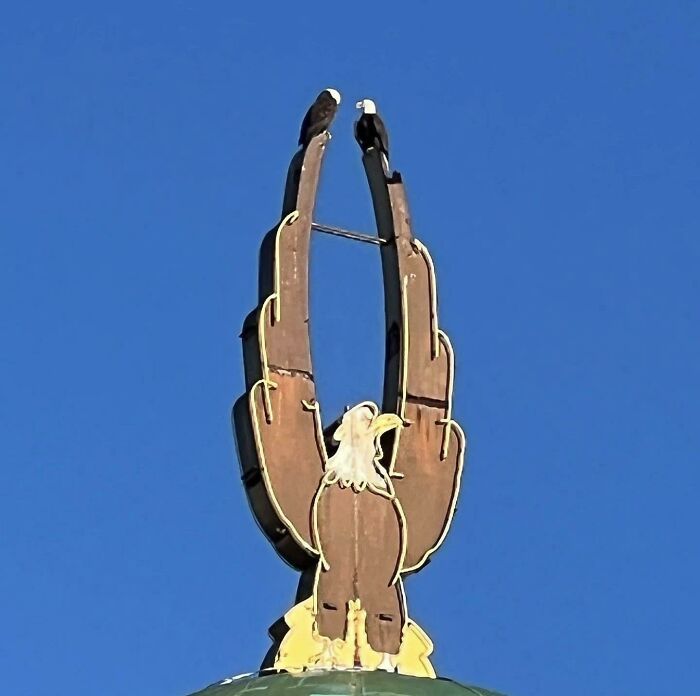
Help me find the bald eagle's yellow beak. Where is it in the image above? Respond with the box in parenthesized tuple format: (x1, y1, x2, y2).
(371, 413, 403, 436)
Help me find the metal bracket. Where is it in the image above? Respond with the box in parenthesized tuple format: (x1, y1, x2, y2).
(311, 222, 387, 246)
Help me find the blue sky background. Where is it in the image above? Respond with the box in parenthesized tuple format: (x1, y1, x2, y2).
(2, 3, 699, 695)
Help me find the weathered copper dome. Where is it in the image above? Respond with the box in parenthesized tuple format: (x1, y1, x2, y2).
(188, 671, 505, 696)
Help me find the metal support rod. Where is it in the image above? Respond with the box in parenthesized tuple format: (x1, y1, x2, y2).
(311, 222, 387, 246)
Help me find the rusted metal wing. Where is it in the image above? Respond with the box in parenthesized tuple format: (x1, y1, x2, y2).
(362, 150, 466, 575)
(233, 134, 331, 570)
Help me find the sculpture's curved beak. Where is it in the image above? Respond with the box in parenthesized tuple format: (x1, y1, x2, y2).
(371, 413, 403, 436)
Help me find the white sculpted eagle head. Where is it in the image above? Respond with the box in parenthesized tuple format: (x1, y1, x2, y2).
(324, 402, 402, 492)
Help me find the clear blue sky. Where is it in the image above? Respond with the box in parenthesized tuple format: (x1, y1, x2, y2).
(2, 3, 698, 695)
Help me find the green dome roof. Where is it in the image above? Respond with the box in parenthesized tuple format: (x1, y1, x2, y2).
(188, 671, 505, 696)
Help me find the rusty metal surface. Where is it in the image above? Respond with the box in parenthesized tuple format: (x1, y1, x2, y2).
(234, 136, 465, 672)
(234, 134, 330, 570)
(315, 482, 405, 654)
(362, 149, 465, 574)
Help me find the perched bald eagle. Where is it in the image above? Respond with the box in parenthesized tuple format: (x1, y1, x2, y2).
(355, 98, 390, 169)
(298, 88, 341, 147)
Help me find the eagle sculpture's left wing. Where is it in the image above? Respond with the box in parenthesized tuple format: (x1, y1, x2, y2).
(362, 151, 466, 575)
(233, 135, 331, 570)
(387, 232, 466, 574)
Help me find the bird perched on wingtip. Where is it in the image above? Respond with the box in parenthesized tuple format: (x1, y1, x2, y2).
(299, 88, 341, 148)
(354, 98, 390, 170)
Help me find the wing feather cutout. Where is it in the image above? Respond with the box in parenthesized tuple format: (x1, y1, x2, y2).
(234, 134, 331, 570)
(361, 149, 466, 574)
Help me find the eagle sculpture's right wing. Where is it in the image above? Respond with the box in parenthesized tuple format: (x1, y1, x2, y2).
(362, 151, 466, 575)
(233, 135, 331, 570)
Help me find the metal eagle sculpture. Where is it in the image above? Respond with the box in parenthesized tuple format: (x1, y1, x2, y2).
(233, 91, 466, 678)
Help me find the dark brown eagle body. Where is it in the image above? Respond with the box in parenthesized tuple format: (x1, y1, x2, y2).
(299, 89, 340, 147)
(355, 112, 389, 159)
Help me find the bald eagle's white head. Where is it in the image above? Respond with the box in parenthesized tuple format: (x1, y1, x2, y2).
(324, 402, 402, 492)
(325, 88, 342, 104)
(356, 98, 377, 115)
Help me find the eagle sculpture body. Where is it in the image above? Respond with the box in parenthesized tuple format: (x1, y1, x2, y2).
(314, 404, 405, 662)
(234, 110, 465, 678)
